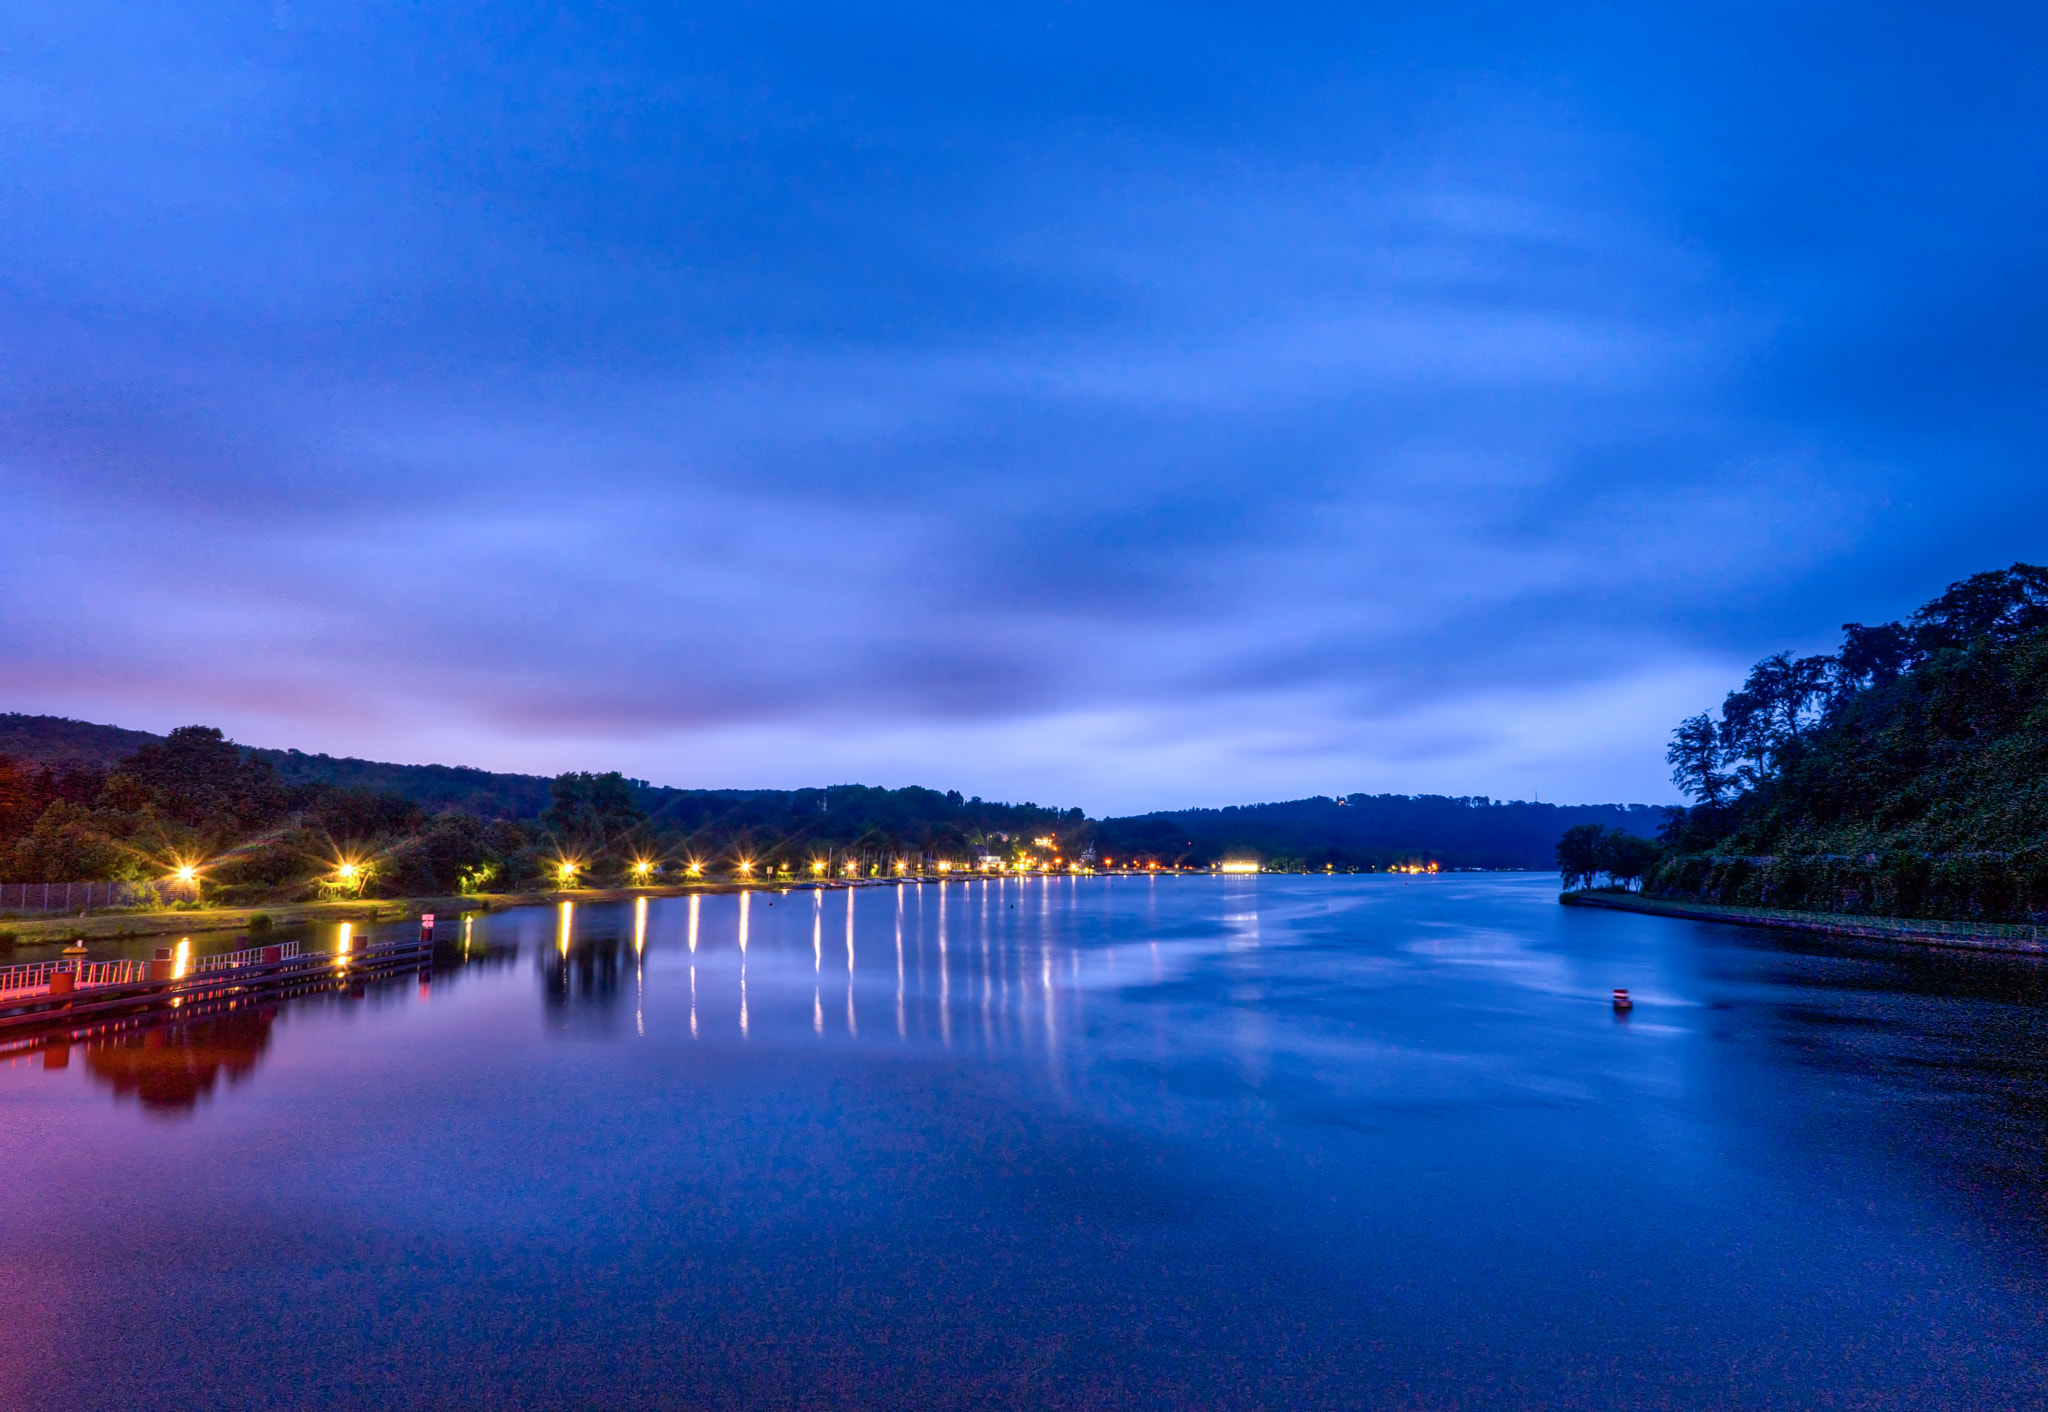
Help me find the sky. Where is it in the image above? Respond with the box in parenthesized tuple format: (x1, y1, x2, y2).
(2, 3, 2045, 815)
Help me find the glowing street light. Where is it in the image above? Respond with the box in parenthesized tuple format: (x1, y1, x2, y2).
(631, 859, 654, 881)
(557, 860, 580, 887)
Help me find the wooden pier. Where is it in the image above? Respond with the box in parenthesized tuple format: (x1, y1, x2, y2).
(0, 933, 436, 1058)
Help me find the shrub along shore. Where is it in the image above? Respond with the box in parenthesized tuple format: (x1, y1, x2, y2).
(1563, 888, 2048, 955)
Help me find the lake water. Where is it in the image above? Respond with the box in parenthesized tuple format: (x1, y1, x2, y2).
(3, 873, 2046, 1410)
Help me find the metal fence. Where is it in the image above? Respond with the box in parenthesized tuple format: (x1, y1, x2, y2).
(0, 958, 150, 996)
(0, 942, 303, 998)
(0, 881, 174, 915)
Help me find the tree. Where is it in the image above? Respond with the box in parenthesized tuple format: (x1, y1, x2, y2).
(541, 771, 648, 850)
(1596, 830, 1662, 891)
(114, 726, 285, 832)
(1908, 562, 2048, 652)
(1831, 621, 1915, 710)
(1667, 713, 1727, 805)
(1556, 824, 1605, 891)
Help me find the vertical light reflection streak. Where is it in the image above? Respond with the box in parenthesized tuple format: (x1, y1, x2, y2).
(635, 896, 648, 1037)
(845, 888, 857, 1039)
(997, 878, 1011, 1048)
(556, 902, 573, 956)
(980, 880, 993, 1049)
(738, 892, 750, 1038)
(938, 881, 950, 1046)
(688, 894, 700, 953)
(895, 884, 906, 1039)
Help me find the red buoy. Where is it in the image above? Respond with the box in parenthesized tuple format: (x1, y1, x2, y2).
(1612, 988, 1632, 1010)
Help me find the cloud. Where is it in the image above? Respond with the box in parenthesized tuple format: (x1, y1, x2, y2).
(0, 2, 2041, 807)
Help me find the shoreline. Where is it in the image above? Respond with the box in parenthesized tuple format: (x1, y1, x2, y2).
(0, 872, 1185, 949)
(1562, 889, 2048, 956)
(0, 880, 871, 948)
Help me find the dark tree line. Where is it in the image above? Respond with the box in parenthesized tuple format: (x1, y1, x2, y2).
(1655, 563, 2048, 922)
(0, 726, 1095, 902)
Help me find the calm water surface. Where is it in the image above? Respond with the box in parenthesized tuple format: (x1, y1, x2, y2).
(3, 874, 2046, 1410)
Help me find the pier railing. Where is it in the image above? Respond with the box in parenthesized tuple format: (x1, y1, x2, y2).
(193, 940, 302, 973)
(0, 958, 151, 996)
(0, 940, 305, 999)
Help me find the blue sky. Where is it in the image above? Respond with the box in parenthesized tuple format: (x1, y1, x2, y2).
(2, 3, 2043, 812)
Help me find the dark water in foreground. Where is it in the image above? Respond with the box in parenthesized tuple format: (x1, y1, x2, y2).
(3, 874, 2047, 1410)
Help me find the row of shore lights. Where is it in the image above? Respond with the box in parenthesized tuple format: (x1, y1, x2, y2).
(542, 851, 1228, 886)
(160, 852, 1200, 894)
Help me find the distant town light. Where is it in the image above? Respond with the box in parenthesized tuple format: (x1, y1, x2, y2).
(1219, 860, 1260, 874)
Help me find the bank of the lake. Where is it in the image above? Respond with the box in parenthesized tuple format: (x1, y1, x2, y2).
(0, 880, 881, 950)
(1564, 887, 2048, 955)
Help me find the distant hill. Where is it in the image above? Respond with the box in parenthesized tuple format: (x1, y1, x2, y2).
(252, 748, 555, 817)
(1098, 794, 1666, 871)
(0, 713, 161, 768)
(0, 714, 554, 816)
(0, 713, 1664, 869)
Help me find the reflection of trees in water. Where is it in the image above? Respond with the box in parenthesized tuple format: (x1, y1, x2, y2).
(540, 935, 625, 1033)
(82, 1006, 278, 1114)
(57, 939, 523, 1114)
(1727, 933, 2048, 1246)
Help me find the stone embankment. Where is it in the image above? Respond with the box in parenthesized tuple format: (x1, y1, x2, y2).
(1562, 889, 2047, 956)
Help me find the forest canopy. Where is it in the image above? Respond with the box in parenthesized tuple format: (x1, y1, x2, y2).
(1652, 563, 2048, 922)
(0, 713, 1656, 902)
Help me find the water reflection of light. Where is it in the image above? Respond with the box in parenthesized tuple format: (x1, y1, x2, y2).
(738, 892, 750, 955)
(813, 892, 822, 973)
(174, 937, 191, 980)
(738, 893, 750, 1037)
(557, 902, 573, 956)
(844, 888, 858, 1037)
(462, 915, 473, 956)
(633, 897, 647, 1035)
(938, 882, 951, 1046)
(334, 925, 350, 967)
(895, 885, 906, 1039)
(687, 894, 699, 953)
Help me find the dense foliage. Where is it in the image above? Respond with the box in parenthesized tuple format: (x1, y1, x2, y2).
(0, 726, 1091, 901)
(0, 717, 1668, 903)
(1554, 824, 1662, 892)
(1654, 563, 2048, 922)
